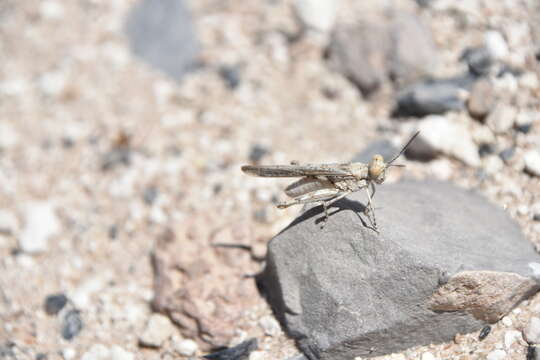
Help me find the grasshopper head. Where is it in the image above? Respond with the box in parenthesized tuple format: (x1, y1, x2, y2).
(368, 154, 386, 184)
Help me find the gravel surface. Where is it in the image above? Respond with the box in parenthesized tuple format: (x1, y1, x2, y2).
(0, 0, 539, 359)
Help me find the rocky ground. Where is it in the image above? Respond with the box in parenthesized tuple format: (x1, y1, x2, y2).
(0, 0, 539, 359)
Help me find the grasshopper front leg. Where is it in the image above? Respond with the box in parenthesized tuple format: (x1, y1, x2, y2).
(364, 183, 379, 234)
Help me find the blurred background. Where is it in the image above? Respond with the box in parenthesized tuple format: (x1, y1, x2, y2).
(0, 0, 539, 359)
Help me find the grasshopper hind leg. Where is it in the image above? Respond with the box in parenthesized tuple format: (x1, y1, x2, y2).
(277, 190, 349, 228)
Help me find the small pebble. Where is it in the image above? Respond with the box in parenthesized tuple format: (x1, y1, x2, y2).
(248, 144, 269, 163)
(483, 155, 504, 175)
(142, 186, 158, 205)
(499, 147, 515, 162)
(292, 0, 337, 33)
(39, 71, 67, 97)
(61, 310, 83, 340)
(110, 345, 135, 360)
(219, 65, 242, 90)
(515, 110, 535, 134)
(0, 210, 19, 235)
(39, 0, 65, 21)
(139, 314, 176, 348)
(62, 347, 77, 360)
(249, 351, 266, 360)
(524, 317, 540, 344)
(259, 315, 280, 336)
(486, 104, 517, 134)
(531, 203, 540, 221)
(172, 338, 198, 357)
(421, 352, 436, 360)
(81, 344, 108, 360)
(504, 330, 522, 348)
(486, 349, 506, 360)
(44, 293, 68, 315)
(203, 338, 258, 360)
(501, 316, 513, 327)
(524, 150, 540, 177)
(468, 78, 495, 118)
(0, 123, 19, 149)
(484, 31, 509, 60)
(19, 202, 60, 253)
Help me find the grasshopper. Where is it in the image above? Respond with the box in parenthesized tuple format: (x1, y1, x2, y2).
(241, 131, 420, 232)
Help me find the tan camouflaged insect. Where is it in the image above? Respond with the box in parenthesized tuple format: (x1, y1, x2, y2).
(241, 131, 420, 233)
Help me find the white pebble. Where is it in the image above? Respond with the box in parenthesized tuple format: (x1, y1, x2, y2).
(0, 209, 19, 234)
(39, 71, 67, 97)
(421, 352, 436, 360)
(486, 349, 506, 360)
(0, 122, 19, 149)
(483, 155, 504, 176)
(0, 78, 28, 96)
(293, 0, 337, 33)
(249, 351, 266, 360)
(110, 346, 135, 360)
(412, 116, 480, 167)
(504, 330, 522, 348)
(39, 0, 65, 21)
(19, 201, 60, 253)
(81, 344, 109, 360)
(524, 317, 540, 344)
(520, 72, 539, 90)
(484, 31, 509, 60)
(524, 150, 540, 177)
(62, 348, 77, 360)
(501, 316, 513, 327)
(139, 314, 176, 347)
(172, 338, 198, 357)
(259, 315, 280, 337)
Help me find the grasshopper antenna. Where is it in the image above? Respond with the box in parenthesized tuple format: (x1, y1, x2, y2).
(386, 131, 420, 167)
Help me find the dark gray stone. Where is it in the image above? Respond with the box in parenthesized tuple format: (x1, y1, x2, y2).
(203, 338, 257, 360)
(351, 140, 398, 163)
(393, 75, 475, 117)
(260, 181, 540, 359)
(460, 47, 494, 76)
(61, 310, 83, 341)
(44, 293, 68, 316)
(125, 0, 199, 82)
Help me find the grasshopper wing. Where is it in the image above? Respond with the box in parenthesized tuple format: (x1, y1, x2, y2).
(241, 163, 353, 178)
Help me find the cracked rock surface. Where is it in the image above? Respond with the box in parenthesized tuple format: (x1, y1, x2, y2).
(260, 181, 540, 359)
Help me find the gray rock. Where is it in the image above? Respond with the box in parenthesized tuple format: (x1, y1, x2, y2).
(352, 140, 398, 164)
(393, 75, 474, 117)
(467, 78, 495, 119)
(389, 13, 438, 85)
(327, 23, 391, 96)
(125, 0, 199, 82)
(260, 181, 540, 359)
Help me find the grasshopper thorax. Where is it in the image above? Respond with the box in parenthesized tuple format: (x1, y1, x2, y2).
(368, 154, 386, 184)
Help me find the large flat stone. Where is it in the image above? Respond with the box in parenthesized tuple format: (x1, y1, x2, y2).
(260, 181, 540, 359)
